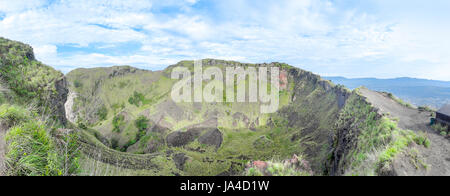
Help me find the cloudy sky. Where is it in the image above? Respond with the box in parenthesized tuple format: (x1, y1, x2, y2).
(1, 0, 449, 80)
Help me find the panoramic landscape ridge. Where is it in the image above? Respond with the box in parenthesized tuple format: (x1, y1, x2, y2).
(1, 37, 449, 177)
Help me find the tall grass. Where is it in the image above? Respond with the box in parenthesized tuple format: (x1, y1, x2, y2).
(1, 104, 80, 176)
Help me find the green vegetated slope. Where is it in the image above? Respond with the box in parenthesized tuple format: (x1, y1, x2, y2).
(66, 58, 427, 176)
(0, 37, 79, 176)
(1, 37, 429, 176)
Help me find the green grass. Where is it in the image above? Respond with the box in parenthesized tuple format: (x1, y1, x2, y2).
(334, 92, 430, 175)
(0, 104, 32, 127)
(376, 128, 422, 167)
(418, 106, 435, 112)
(1, 102, 81, 176)
(386, 92, 414, 108)
(4, 118, 80, 176)
(432, 123, 448, 134)
(96, 105, 108, 121)
(245, 156, 312, 176)
(112, 114, 125, 133)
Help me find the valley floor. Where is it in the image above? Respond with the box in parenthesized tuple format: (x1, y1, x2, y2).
(360, 88, 450, 175)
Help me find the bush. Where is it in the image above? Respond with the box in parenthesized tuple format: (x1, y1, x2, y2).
(135, 115, 149, 132)
(432, 123, 448, 134)
(0, 54, 62, 103)
(96, 105, 108, 121)
(0, 104, 31, 127)
(112, 114, 125, 133)
(414, 132, 431, 148)
(128, 91, 146, 107)
(4, 121, 80, 176)
(418, 106, 434, 112)
(73, 80, 82, 88)
(111, 138, 119, 150)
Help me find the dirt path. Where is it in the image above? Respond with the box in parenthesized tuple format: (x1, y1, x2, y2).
(360, 87, 450, 176)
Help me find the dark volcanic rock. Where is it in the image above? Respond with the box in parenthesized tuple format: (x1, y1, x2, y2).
(108, 66, 138, 78)
(198, 129, 223, 149)
(166, 128, 203, 147)
(173, 153, 189, 170)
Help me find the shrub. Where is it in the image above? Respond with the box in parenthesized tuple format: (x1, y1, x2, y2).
(112, 114, 125, 133)
(111, 138, 119, 150)
(96, 105, 108, 121)
(418, 106, 434, 112)
(135, 115, 149, 132)
(73, 80, 82, 88)
(121, 139, 137, 152)
(77, 121, 87, 130)
(111, 102, 125, 114)
(0, 104, 31, 127)
(0, 53, 62, 105)
(432, 123, 448, 134)
(128, 91, 146, 107)
(414, 132, 431, 148)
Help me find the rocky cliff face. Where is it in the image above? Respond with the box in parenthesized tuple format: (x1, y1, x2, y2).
(51, 77, 69, 125)
(327, 92, 381, 175)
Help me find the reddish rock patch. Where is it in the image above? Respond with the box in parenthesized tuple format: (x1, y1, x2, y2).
(280, 70, 288, 90)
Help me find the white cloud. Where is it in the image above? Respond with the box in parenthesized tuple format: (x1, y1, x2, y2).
(0, 0, 449, 80)
(34, 44, 57, 61)
(0, 0, 47, 13)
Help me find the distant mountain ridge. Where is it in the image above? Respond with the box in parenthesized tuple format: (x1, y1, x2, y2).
(324, 76, 450, 109)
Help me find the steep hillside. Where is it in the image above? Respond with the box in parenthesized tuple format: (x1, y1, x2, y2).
(66, 60, 352, 174)
(0, 37, 68, 124)
(66, 59, 433, 176)
(0, 37, 79, 176)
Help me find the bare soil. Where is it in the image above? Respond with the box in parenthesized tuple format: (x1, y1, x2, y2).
(360, 87, 450, 176)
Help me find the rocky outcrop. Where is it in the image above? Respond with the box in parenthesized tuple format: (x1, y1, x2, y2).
(0, 37, 35, 61)
(51, 77, 69, 125)
(326, 92, 382, 176)
(64, 90, 78, 124)
(166, 128, 203, 147)
(198, 129, 223, 149)
(173, 153, 190, 170)
(108, 66, 138, 78)
(166, 127, 223, 149)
